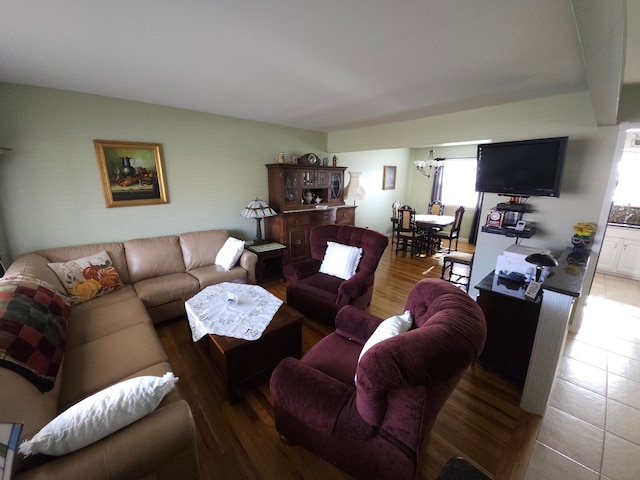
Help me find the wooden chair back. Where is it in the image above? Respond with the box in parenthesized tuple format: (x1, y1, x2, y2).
(428, 201, 445, 216)
(398, 206, 416, 231)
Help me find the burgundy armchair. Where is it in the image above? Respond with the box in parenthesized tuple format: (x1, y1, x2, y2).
(284, 224, 388, 325)
(270, 279, 487, 480)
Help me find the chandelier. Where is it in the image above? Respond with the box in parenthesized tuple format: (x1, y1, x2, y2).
(413, 148, 443, 178)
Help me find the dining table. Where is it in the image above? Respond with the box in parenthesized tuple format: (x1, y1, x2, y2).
(415, 214, 455, 255)
(390, 213, 456, 255)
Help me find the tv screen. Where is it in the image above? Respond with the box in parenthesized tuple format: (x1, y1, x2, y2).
(475, 136, 568, 197)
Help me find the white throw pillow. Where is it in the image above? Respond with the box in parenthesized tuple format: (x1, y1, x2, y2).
(319, 241, 363, 280)
(215, 237, 245, 271)
(19, 372, 178, 456)
(355, 311, 413, 382)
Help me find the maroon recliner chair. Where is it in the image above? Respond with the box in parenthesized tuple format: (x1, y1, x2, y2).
(270, 279, 487, 480)
(284, 224, 388, 325)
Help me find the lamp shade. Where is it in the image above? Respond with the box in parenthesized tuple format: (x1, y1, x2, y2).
(241, 198, 277, 244)
(525, 253, 558, 282)
(344, 171, 366, 204)
(525, 253, 558, 268)
(240, 198, 277, 219)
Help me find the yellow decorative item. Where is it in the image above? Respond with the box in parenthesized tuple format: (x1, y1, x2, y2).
(571, 222, 596, 253)
(69, 279, 102, 300)
(573, 222, 597, 237)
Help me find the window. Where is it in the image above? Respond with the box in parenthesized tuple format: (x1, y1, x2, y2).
(440, 158, 478, 208)
(613, 151, 640, 205)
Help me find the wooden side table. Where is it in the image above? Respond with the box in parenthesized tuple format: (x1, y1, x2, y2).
(246, 242, 287, 284)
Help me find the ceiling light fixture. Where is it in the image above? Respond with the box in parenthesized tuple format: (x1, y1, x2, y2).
(413, 149, 443, 178)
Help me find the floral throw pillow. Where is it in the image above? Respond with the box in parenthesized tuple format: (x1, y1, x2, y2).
(48, 251, 124, 304)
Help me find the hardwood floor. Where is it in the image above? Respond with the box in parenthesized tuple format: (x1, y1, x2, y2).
(156, 240, 540, 480)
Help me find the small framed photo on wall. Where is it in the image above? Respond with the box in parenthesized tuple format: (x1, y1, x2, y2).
(383, 165, 396, 190)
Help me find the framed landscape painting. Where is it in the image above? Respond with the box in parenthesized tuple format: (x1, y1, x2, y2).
(94, 140, 168, 207)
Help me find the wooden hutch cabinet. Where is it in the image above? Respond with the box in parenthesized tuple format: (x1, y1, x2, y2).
(264, 164, 356, 264)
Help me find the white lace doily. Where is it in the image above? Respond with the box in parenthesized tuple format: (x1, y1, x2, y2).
(185, 283, 283, 342)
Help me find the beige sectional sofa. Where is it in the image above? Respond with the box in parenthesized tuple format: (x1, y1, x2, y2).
(0, 229, 257, 480)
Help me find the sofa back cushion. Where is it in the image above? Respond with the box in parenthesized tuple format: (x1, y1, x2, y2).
(310, 224, 388, 276)
(39, 243, 130, 285)
(179, 230, 229, 271)
(125, 235, 185, 283)
(5, 253, 67, 294)
(356, 279, 487, 427)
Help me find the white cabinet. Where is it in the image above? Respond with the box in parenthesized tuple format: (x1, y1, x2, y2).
(617, 239, 640, 277)
(597, 236, 623, 272)
(597, 226, 640, 279)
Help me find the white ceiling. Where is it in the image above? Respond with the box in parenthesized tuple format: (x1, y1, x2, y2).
(0, 0, 636, 132)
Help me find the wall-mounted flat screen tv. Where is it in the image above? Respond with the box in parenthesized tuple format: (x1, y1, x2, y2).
(475, 136, 568, 197)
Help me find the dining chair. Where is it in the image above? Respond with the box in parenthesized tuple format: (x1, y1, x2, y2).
(391, 200, 402, 246)
(426, 201, 446, 253)
(441, 251, 474, 292)
(428, 201, 445, 216)
(432, 206, 465, 253)
(395, 206, 426, 257)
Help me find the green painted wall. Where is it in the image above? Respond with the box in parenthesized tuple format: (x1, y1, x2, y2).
(0, 84, 622, 331)
(328, 92, 619, 328)
(0, 84, 327, 261)
(332, 148, 412, 235)
(328, 93, 620, 282)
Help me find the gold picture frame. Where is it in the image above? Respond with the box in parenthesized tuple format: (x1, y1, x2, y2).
(94, 140, 168, 207)
(383, 165, 396, 190)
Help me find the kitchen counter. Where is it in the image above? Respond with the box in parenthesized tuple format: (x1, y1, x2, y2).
(608, 204, 640, 226)
(475, 247, 590, 415)
(608, 222, 640, 229)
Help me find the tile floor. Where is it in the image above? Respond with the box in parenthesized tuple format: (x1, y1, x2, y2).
(524, 273, 640, 480)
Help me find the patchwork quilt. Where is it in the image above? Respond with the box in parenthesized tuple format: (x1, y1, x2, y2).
(0, 275, 70, 391)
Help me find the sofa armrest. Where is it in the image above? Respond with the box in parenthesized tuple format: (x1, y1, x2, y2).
(336, 271, 373, 303)
(238, 250, 258, 284)
(270, 357, 353, 435)
(334, 306, 384, 345)
(283, 259, 322, 283)
(15, 400, 198, 480)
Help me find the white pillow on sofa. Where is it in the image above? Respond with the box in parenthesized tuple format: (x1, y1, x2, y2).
(215, 237, 245, 271)
(319, 241, 363, 280)
(355, 311, 413, 382)
(19, 372, 178, 456)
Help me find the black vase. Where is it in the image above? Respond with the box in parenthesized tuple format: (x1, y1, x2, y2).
(120, 157, 136, 177)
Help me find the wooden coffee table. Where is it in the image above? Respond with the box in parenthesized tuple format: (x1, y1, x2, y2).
(197, 299, 303, 403)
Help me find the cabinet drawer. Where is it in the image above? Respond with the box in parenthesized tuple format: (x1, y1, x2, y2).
(336, 208, 355, 225)
(309, 209, 337, 225)
(285, 214, 310, 227)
